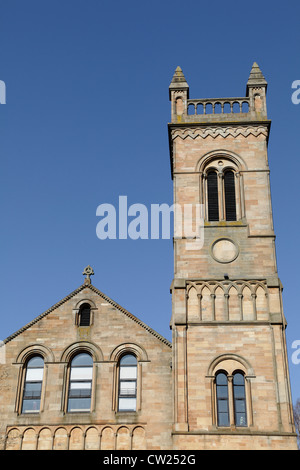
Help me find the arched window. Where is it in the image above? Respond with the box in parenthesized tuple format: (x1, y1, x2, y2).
(67, 353, 93, 412)
(78, 303, 91, 326)
(224, 170, 237, 221)
(233, 372, 247, 427)
(22, 356, 44, 414)
(203, 159, 241, 222)
(207, 170, 219, 221)
(118, 354, 137, 412)
(216, 372, 229, 427)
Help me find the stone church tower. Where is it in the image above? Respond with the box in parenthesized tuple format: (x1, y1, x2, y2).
(169, 63, 297, 449)
(0, 64, 297, 450)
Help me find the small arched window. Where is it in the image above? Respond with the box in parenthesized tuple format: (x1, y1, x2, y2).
(67, 352, 93, 412)
(224, 170, 237, 221)
(207, 170, 219, 221)
(216, 372, 229, 427)
(22, 355, 44, 414)
(118, 354, 137, 412)
(78, 303, 91, 326)
(233, 372, 247, 427)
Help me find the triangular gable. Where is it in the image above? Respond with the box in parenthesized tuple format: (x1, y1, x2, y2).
(4, 283, 172, 348)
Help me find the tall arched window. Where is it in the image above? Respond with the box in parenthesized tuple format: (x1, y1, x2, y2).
(224, 170, 237, 221)
(118, 354, 137, 412)
(67, 353, 93, 412)
(207, 170, 219, 221)
(78, 303, 91, 326)
(216, 372, 230, 426)
(22, 356, 44, 414)
(233, 372, 247, 427)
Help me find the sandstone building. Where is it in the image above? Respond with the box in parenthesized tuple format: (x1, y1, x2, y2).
(0, 64, 297, 450)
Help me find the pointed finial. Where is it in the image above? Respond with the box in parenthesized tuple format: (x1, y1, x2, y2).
(83, 265, 94, 285)
(170, 66, 188, 84)
(169, 66, 189, 99)
(247, 62, 267, 89)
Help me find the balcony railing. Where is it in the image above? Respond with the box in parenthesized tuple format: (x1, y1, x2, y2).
(187, 97, 250, 117)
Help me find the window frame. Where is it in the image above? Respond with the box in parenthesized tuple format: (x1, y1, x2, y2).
(66, 352, 94, 413)
(203, 160, 242, 222)
(78, 303, 91, 327)
(117, 353, 138, 413)
(213, 369, 249, 428)
(21, 355, 45, 415)
(233, 371, 248, 427)
(215, 371, 230, 427)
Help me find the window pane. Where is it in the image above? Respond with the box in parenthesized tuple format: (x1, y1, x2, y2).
(235, 412, 247, 427)
(68, 397, 91, 412)
(70, 366, 93, 381)
(233, 373, 247, 427)
(26, 368, 44, 381)
(71, 353, 93, 367)
(120, 355, 137, 366)
(217, 399, 229, 413)
(235, 399, 246, 413)
(118, 397, 136, 412)
(23, 382, 42, 399)
(69, 382, 92, 398)
(27, 356, 44, 368)
(216, 385, 228, 399)
(120, 366, 137, 380)
(216, 373, 229, 427)
(233, 373, 244, 386)
(216, 373, 227, 385)
(120, 381, 136, 396)
(22, 399, 41, 413)
(218, 412, 229, 427)
(233, 385, 245, 399)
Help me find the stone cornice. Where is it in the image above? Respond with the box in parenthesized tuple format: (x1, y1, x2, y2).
(168, 121, 271, 178)
(170, 123, 270, 141)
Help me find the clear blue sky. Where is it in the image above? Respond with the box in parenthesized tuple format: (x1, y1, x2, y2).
(0, 0, 299, 403)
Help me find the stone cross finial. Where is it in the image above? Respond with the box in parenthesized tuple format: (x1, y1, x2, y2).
(82, 265, 94, 284)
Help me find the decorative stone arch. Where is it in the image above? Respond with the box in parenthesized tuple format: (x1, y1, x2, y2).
(15, 343, 55, 364)
(60, 342, 102, 414)
(69, 426, 84, 450)
(252, 280, 268, 295)
(37, 427, 53, 450)
(100, 426, 115, 450)
(85, 426, 100, 450)
(15, 344, 52, 415)
(73, 298, 97, 310)
(207, 353, 255, 428)
(109, 342, 148, 363)
(72, 298, 98, 326)
(197, 150, 246, 221)
(110, 343, 147, 413)
(207, 353, 254, 377)
(53, 427, 68, 450)
(132, 425, 146, 450)
(5, 427, 22, 450)
(211, 281, 226, 295)
(196, 149, 247, 173)
(60, 341, 103, 363)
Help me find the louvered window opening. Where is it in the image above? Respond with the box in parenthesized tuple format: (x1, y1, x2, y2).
(79, 303, 91, 326)
(207, 171, 219, 221)
(224, 170, 237, 221)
